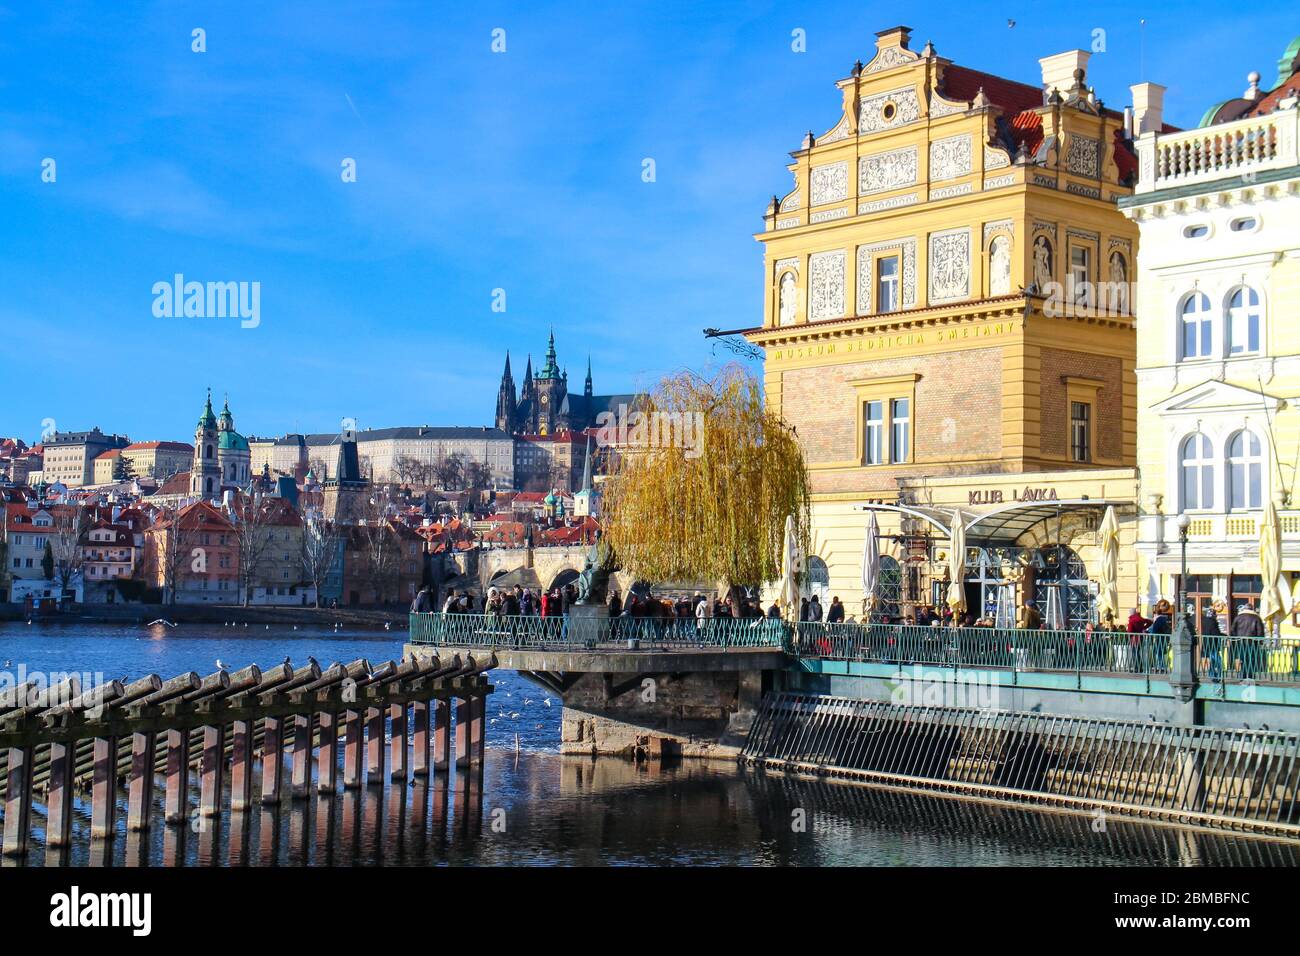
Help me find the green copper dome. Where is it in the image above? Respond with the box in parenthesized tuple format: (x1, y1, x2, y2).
(218, 430, 249, 452)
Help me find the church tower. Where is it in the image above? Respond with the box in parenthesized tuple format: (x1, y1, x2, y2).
(584, 355, 593, 398)
(534, 329, 567, 436)
(190, 389, 221, 497)
(495, 352, 517, 433)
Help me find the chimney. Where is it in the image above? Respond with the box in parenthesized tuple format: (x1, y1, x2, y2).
(1039, 50, 1091, 96)
(1130, 82, 1166, 135)
(874, 25, 912, 54)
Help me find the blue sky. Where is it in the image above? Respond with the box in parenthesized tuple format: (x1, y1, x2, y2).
(1, 1, 1294, 445)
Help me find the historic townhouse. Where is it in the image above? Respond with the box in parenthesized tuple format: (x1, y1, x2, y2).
(1120, 38, 1300, 635)
(745, 26, 1154, 625)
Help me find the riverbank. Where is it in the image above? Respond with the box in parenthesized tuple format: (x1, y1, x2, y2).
(0, 602, 406, 628)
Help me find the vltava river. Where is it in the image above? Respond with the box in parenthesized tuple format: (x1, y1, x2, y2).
(2, 622, 1296, 866)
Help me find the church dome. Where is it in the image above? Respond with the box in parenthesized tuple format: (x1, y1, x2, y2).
(218, 430, 250, 452)
(544, 490, 557, 506)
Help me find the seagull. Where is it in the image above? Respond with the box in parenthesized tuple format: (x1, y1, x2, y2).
(216, 659, 228, 671)
(510, 712, 520, 719)
(524, 699, 533, 706)
(543, 698, 553, 707)
(283, 656, 292, 668)
(1007, 19, 1016, 28)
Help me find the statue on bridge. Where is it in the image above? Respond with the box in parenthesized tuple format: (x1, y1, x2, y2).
(575, 533, 615, 605)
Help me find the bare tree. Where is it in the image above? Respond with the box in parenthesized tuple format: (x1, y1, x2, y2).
(302, 516, 341, 608)
(308, 456, 329, 481)
(433, 451, 464, 490)
(229, 494, 275, 607)
(51, 505, 91, 597)
(357, 500, 400, 604)
(464, 459, 493, 492)
(145, 507, 192, 606)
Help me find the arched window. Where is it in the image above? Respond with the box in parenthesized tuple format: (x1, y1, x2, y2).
(1180, 292, 1212, 360)
(1180, 433, 1215, 511)
(1227, 430, 1263, 511)
(805, 556, 830, 605)
(1226, 286, 1261, 356)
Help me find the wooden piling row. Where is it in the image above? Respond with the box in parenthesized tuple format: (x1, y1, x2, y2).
(0, 652, 493, 858)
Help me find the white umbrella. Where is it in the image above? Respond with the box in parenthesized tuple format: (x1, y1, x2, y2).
(862, 510, 881, 619)
(777, 514, 800, 621)
(946, 510, 966, 616)
(1260, 500, 1286, 635)
(1095, 505, 1120, 628)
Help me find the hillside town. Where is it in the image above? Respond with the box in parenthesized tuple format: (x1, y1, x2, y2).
(0, 333, 615, 610)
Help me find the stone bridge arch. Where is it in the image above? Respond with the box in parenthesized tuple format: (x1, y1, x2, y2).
(475, 546, 589, 593)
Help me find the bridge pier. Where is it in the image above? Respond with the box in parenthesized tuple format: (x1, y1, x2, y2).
(317, 711, 338, 793)
(91, 735, 119, 836)
(366, 707, 385, 783)
(342, 708, 364, 789)
(390, 703, 408, 781)
(291, 714, 312, 799)
(127, 730, 156, 831)
(411, 700, 430, 777)
(163, 728, 190, 824)
(454, 696, 471, 769)
(2, 744, 33, 856)
(262, 715, 285, 805)
(230, 719, 254, 811)
(433, 700, 450, 771)
(46, 739, 76, 846)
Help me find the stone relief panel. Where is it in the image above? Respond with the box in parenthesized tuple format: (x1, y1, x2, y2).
(858, 146, 918, 195)
(856, 238, 918, 314)
(864, 46, 918, 74)
(858, 87, 922, 134)
(777, 269, 799, 326)
(779, 189, 800, 212)
(928, 93, 968, 117)
(809, 161, 848, 205)
(859, 193, 919, 214)
(1067, 135, 1101, 177)
(808, 250, 847, 321)
(928, 228, 971, 303)
(929, 134, 972, 181)
(984, 144, 1012, 170)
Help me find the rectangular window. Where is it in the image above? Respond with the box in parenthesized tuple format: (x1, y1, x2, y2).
(877, 255, 899, 314)
(1070, 401, 1092, 463)
(890, 398, 910, 463)
(864, 401, 884, 465)
(1070, 246, 1091, 307)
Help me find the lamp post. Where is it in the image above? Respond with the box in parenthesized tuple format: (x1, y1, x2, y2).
(1176, 512, 1191, 616)
(1171, 512, 1196, 707)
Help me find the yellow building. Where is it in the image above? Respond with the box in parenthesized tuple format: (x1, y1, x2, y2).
(1121, 39, 1300, 636)
(744, 27, 1152, 626)
(92, 441, 194, 485)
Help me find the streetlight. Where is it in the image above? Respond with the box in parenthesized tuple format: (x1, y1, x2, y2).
(1176, 512, 1191, 616)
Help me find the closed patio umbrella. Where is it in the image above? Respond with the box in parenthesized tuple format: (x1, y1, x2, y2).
(777, 514, 800, 621)
(1095, 505, 1120, 628)
(862, 510, 881, 620)
(946, 510, 966, 617)
(1260, 500, 1286, 636)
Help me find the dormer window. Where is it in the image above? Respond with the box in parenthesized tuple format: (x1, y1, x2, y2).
(1183, 224, 1209, 239)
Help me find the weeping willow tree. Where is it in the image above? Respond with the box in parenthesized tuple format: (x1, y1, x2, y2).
(602, 365, 810, 612)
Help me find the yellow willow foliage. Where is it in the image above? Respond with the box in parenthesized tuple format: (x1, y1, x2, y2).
(602, 365, 810, 588)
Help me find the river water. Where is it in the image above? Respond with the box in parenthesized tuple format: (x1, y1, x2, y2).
(2, 622, 1297, 867)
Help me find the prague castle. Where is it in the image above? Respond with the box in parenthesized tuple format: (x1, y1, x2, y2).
(494, 330, 639, 436)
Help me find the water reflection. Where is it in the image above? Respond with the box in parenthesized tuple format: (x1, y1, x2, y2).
(8, 752, 1300, 867)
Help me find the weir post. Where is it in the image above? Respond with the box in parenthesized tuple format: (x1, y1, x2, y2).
(366, 706, 385, 783)
(90, 735, 118, 837)
(317, 711, 339, 793)
(163, 728, 191, 824)
(126, 730, 157, 831)
(411, 700, 430, 777)
(432, 699, 450, 771)
(390, 703, 408, 781)
(472, 695, 486, 764)
(199, 724, 225, 817)
(291, 714, 313, 799)
(342, 708, 363, 789)
(262, 715, 285, 805)
(454, 696, 472, 769)
(2, 744, 33, 857)
(46, 739, 76, 847)
(230, 719, 254, 811)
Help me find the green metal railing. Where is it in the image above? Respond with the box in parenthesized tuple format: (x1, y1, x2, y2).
(408, 614, 1300, 683)
(409, 612, 789, 651)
